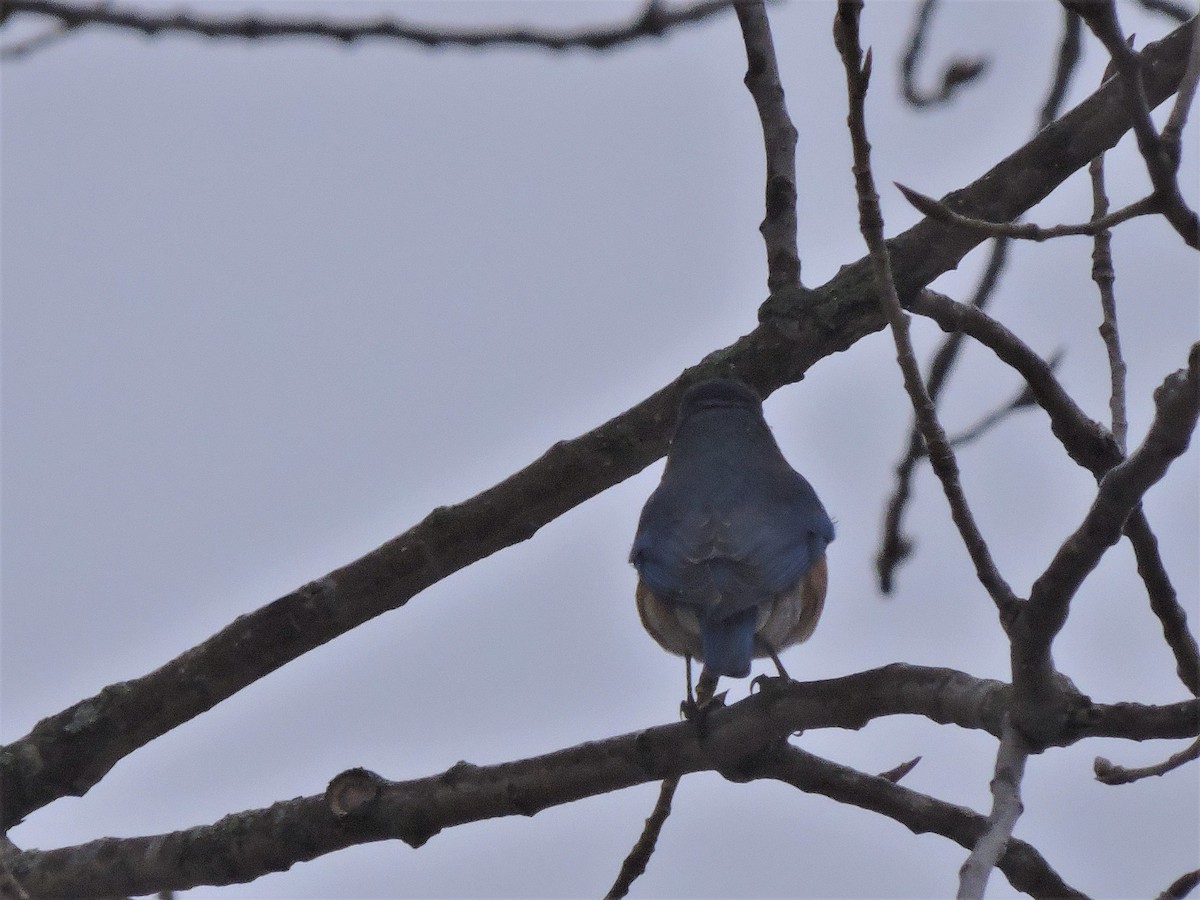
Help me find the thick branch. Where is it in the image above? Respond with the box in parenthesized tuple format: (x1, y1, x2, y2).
(1011, 346, 1200, 745)
(8, 664, 1195, 896)
(755, 744, 1085, 900)
(2, 18, 1194, 830)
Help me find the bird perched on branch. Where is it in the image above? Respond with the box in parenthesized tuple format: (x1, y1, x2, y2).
(630, 378, 834, 711)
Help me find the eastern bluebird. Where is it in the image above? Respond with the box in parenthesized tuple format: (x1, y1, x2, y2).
(630, 378, 834, 708)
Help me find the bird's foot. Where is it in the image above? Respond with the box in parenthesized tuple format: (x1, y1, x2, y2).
(680, 690, 729, 726)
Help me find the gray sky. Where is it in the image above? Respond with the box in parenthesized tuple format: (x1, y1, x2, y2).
(3, 1, 1198, 897)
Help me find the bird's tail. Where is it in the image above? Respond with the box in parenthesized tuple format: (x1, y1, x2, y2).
(699, 605, 757, 679)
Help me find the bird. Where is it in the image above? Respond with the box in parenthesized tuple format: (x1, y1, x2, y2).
(630, 378, 834, 711)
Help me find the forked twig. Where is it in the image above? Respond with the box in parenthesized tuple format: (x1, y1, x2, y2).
(835, 0, 1018, 618)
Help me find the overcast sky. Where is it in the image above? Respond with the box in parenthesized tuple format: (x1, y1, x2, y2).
(3, 1, 1198, 897)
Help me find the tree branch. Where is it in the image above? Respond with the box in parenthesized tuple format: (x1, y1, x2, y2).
(1158, 869, 1200, 900)
(899, 0, 989, 108)
(3, 18, 1194, 830)
(0, 0, 738, 54)
(909, 291, 1200, 699)
(1094, 734, 1200, 784)
(957, 719, 1032, 899)
(835, 0, 1018, 615)
(1088, 153, 1129, 453)
(9, 664, 1194, 896)
(1062, 0, 1199, 247)
(603, 775, 680, 899)
(735, 1, 802, 291)
(1011, 346, 1200, 746)
(878, 5, 1083, 594)
(754, 744, 1085, 900)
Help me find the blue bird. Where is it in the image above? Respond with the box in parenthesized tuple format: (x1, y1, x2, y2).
(630, 378, 834, 709)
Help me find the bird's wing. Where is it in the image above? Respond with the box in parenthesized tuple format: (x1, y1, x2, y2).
(631, 469, 834, 620)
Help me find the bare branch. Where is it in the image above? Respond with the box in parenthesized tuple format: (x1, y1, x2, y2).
(957, 719, 1032, 899)
(1089, 154, 1129, 452)
(909, 292, 1200, 697)
(1063, 0, 1199, 247)
(1011, 346, 1200, 745)
(878, 5, 1085, 593)
(1158, 869, 1200, 900)
(1125, 512, 1200, 695)
(1094, 734, 1200, 784)
(735, 1, 802, 291)
(3, 665, 1015, 896)
(754, 744, 1087, 900)
(895, 181, 1158, 239)
(835, 0, 1019, 616)
(13, 663, 1188, 898)
(1041, 8, 1085, 127)
(1162, 16, 1200, 160)
(0, 0, 737, 55)
(876, 237, 1010, 593)
(900, 0, 989, 108)
(604, 776, 680, 899)
(4, 19, 1195, 829)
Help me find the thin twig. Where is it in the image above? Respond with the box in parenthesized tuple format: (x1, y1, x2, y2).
(895, 182, 1158, 239)
(877, 6, 1085, 593)
(0, 0, 736, 54)
(936, 351, 1066, 452)
(835, 0, 1019, 618)
(1040, 9, 1085, 127)
(876, 237, 1009, 593)
(1161, 15, 1200, 164)
(604, 776, 681, 899)
(900, 0, 988, 108)
(957, 718, 1031, 899)
(1089, 156, 1129, 452)
(735, 1, 802, 291)
(1064, 0, 1199, 247)
(1094, 734, 1200, 784)
(1125, 510, 1200, 695)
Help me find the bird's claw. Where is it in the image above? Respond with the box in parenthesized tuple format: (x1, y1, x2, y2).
(680, 690, 728, 725)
